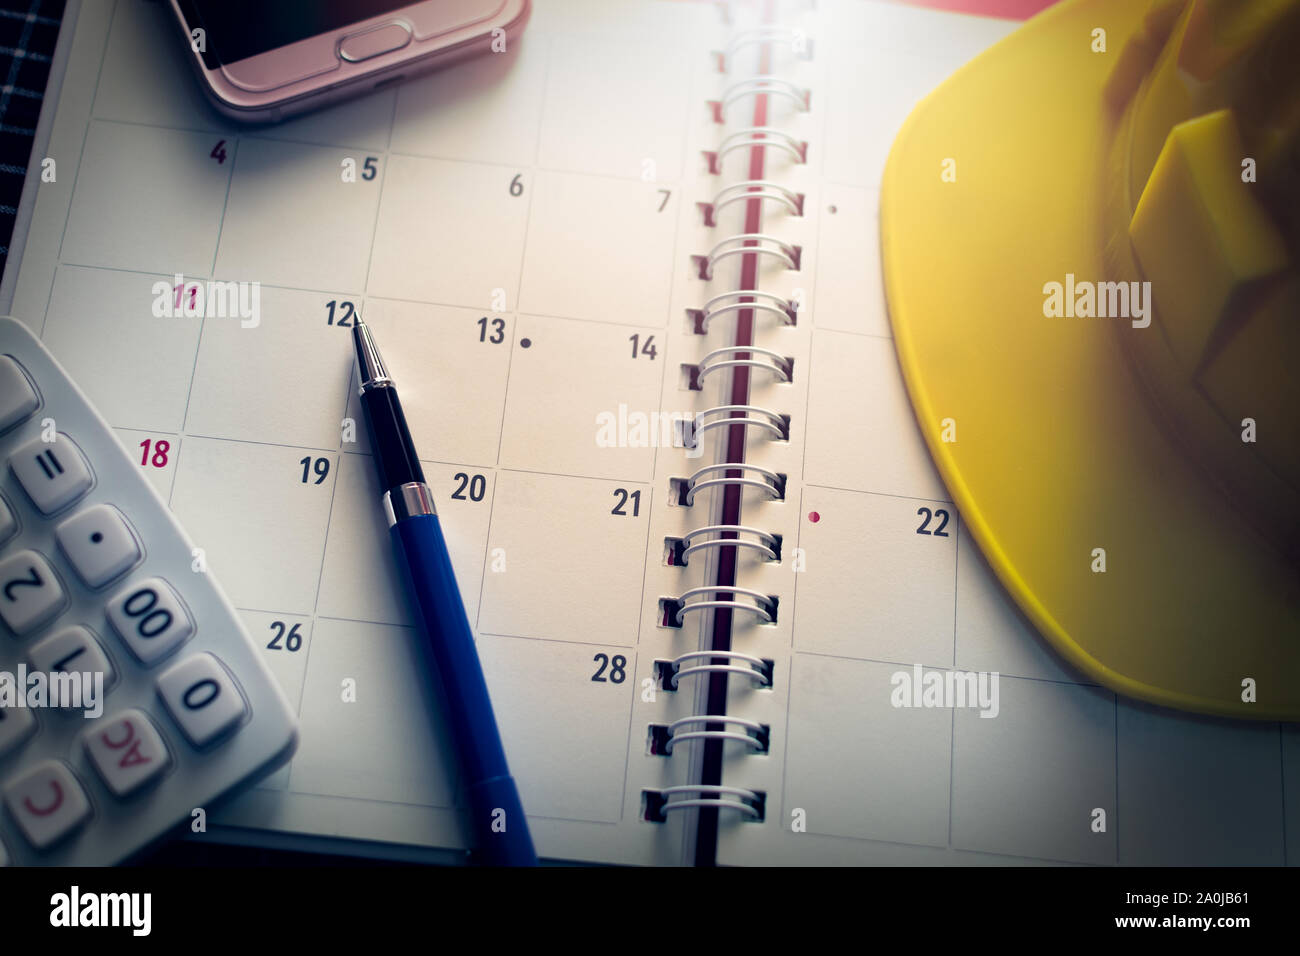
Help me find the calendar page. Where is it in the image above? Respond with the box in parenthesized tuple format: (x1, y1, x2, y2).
(4, 0, 776, 865)
(12, 0, 1297, 870)
(713, 0, 1299, 866)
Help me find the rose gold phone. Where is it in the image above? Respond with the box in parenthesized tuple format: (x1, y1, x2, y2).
(167, 0, 531, 124)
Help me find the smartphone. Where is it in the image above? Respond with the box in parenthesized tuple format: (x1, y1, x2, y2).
(167, 0, 532, 124)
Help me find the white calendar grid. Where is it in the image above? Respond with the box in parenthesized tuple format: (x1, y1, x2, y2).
(10, 0, 775, 865)
(9, 0, 1298, 867)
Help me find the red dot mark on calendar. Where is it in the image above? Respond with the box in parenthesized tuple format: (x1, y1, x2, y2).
(827, 205, 837, 214)
(808, 511, 820, 523)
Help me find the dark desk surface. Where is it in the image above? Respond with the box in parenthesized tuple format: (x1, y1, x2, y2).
(0, 0, 64, 281)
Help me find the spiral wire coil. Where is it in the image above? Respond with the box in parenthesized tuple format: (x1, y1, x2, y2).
(647, 9, 806, 827)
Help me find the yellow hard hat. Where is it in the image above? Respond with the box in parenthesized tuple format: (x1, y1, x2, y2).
(881, 0, 1300, 719)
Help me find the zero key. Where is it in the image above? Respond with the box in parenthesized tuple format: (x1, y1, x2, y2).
(0, 356, 38, 433)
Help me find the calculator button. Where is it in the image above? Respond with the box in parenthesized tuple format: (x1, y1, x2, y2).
(0, 549, 66, 635)
(0, 495, 15, 547)
(3, 759, 91, 850)
(106, 577, 193, 664)
(0, 356, 38, 432)
(0, 701, 37, 757)
(27, 626, 116, 699)
(157, 653, 247, 747)
(83, 709, 170, 797)
(10, 433, 93, 515)
(55, 504, 141, 588)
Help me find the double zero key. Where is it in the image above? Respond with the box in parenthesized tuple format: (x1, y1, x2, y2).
(106, 577, 193, 664)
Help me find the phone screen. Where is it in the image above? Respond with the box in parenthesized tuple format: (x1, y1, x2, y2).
(181, 0, 419, 66)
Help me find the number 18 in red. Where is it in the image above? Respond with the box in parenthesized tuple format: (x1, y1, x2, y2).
(139, 439, 170, 468)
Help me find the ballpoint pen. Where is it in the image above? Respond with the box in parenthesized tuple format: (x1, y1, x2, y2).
(351, 317, 538, 866)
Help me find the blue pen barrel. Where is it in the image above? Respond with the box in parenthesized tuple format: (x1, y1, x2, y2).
(391, 513, 537, 866)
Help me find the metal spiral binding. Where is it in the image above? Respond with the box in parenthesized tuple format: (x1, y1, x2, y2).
(696, 233, 801, 280)
(687, 289, 797, 333)
(653, 716, 770, 755)
(714, 75, 809, 120)
(672, 524, 780, 565)
(702, 179, 804, 224)
(648, 10, 807, 828)
(667, 585, 778, 627)
(695, 345, 793, 385)
(681, 461, 786, 506)
(723, 27, 811, 69)
(643, 785, 765, 822)
(660, 650, 774, 688)
(687, 404, 789, 444)
(705, 126, 807, 172)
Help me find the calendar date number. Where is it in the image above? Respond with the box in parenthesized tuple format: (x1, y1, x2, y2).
(477, 316, 505, 344)
(300, 456, 330, 485)
(628, 333, 657, 360)
(266, 621, 304, 652)
(916, 506, 950, 537)
(138, 439, 170, 469)
(591, 653, 627, 684)
(451, 472, 486, 502)
(611, 488, 642, 517)
(326, 300, 356, 327)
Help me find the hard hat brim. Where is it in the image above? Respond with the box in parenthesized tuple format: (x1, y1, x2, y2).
(880, 0, 1300, 719)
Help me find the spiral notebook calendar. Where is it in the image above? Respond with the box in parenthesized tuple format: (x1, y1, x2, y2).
(6, 0, 1296, 867)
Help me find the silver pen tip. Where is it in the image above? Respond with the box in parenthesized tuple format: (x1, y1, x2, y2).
(352, 317, 392, 391)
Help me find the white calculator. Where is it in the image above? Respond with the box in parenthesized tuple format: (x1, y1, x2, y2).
(0, 317, 298, 865)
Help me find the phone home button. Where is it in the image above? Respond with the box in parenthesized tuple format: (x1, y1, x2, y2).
(338, 21, 413, 63)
